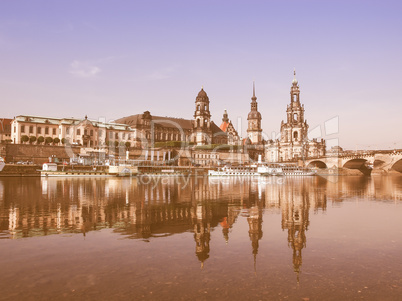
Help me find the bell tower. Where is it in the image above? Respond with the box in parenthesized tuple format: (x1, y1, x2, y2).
(193, 87, 212, 145)
(247, 81, 262, 144)
(280, 70, 308, 144)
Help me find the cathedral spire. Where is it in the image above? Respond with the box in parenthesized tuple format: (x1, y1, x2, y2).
(251, 81, 257, 102)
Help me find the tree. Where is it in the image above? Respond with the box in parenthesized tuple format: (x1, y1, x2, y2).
(53, 137, 60, 145)
(37, 136, 45, 144)
(29, 136, 37, 144)
(21, 135, 29, 143)
(125, 141, 131, 149)
(61, 138, 66, 144)
(114, 141, 119, 147)
(45, 137, 53, 145)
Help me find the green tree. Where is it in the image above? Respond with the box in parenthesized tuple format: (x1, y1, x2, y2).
(29, 136, 37, 144)
(37, 136, 45, 144)
(21, 135, 29, 143)
(125, 141, 131, 149)
(61, 138, 66, 144)
(114, 141, 119, 147)
(53, 137, 60, 144)
(45, 137, 53, 145)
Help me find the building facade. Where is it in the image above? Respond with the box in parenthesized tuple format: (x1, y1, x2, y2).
(219, 110, 240, 145)
(265, 71, 325, 162)
(0, 118, 12, 143)
(11, 115, 138, 147)
(116, 88, 228, 147)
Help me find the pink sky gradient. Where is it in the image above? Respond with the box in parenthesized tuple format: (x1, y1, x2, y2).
(1, 0, 401, 150)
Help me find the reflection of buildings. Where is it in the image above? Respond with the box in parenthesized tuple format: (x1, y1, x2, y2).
(280, 181, 310, 281)
(1, 176, 402, 274)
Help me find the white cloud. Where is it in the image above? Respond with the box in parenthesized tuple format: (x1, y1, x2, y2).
(69, 60, 101, 78)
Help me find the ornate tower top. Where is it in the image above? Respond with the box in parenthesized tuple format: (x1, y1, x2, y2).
(196, 87, 209, 103)
(248, 81, 261, 120)
(292, 68, 298, 86)
(222, 109, 229, 123)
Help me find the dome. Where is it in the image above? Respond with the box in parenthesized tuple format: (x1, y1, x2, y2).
(248, 111, 261, 120)
(292, 78, 298, 85)
(195, 87, 209, 103)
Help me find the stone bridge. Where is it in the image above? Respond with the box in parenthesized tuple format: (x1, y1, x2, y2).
(304, 150, 402, 175)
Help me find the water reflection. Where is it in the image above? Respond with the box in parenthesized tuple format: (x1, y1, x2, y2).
(1, 175, 402, 278)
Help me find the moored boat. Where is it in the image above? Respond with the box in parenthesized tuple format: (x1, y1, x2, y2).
(39, 163, 138, 177)
(208, 166, 259, 176)
(281, 165, 316, 176)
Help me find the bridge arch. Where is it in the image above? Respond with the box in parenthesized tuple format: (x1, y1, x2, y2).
(307, 160, 327, 169)
(342, 158, 368, 169)
(391, 159, 402, 173)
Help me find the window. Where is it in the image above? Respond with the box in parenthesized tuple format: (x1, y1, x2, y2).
(109, 132, 113, 139)
(29, 126, 33, 134)
(293, 94, 297, 102)
(77, 129, 80, 135)
(293, 131, 298, 140)
(21, 125, 25, 133)
(90, 130, 93, 136)
(197, 105, 200, 111)
(115, 133, 118, 139)
(84, 129, 87, 135)
(66, 127, 69, 135)
(37, 127, 41, 134)
(52, 128, 56, 135)
(45, 127, 49, 135)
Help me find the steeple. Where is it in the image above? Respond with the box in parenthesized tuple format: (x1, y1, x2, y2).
(247, 81, 262, 144)
(251, 81, 257, 102)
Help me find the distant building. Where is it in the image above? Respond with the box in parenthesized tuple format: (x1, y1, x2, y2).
(11, 115, 137, 147)
(0, 118, 12, 143)
(116, 88, 228, 146)
(265, 71, 325, 162)
(219, 110, 240, 145)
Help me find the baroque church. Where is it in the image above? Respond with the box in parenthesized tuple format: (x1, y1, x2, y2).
(265, 71, 325, 162)
(116, 88, 241, 147)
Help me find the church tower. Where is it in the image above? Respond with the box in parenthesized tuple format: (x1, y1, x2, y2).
(193, 87, 212, 145)
(280, 70, 309, 145)
(247, 82, 262, 144)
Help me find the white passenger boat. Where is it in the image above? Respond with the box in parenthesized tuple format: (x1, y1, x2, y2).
(0, 157, 5, 172)
(39, 163, 137, 177)
(257, 165, 284, 176)
(281, 166, 316, 176)
(208, 166, 259, 176)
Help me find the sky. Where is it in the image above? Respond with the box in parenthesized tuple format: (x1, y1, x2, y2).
(1, 0, 401, 150)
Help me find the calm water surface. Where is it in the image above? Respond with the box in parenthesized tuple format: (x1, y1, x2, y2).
(1, 175, 402, 300)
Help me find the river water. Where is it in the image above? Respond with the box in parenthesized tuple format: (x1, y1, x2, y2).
(0, 175, 402, 300)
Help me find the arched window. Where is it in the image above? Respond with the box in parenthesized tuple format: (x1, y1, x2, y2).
(293, 131, 298, 140)
(197, 105, 200, 111)
(293, 113, 298, 122)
